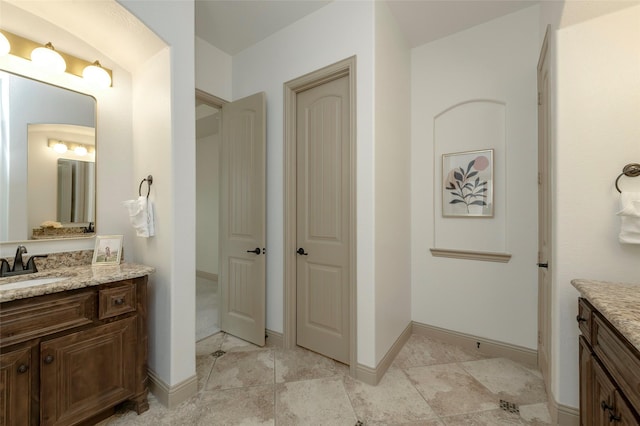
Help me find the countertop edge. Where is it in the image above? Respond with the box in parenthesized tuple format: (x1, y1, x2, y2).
(571, 278, 640, 354)
(0, 263, 155, 303)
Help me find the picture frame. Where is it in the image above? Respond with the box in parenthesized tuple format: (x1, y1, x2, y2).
(442, 149, 494, 218)
(92, 235, 123, 265)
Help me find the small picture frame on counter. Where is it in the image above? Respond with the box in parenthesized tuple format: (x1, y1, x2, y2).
(92, 235, 123, 265)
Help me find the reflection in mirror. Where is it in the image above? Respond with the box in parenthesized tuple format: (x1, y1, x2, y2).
(0, 70, 96, 242)
(57, 158, 95, 224)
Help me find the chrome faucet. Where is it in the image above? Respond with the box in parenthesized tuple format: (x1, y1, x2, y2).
(0, 245, 48, 277)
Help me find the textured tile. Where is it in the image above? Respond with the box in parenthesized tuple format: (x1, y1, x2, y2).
(195, 353, 215, 392)
(276, 377, 356, 425)
(344, 368, 437, 424)
(440, 409, 524, 425)
(275, 346, 347, 383)
(195, 332, 225, 356)
(393, 334, 487, 369)
(206, 349, 274, 391)
(461, 358, 547, 405)
(197, 385, 274, 425)
(97, 393, 200, 425)
(519, 403, 552, 425)
(406, 363, 498, 417)
(222, 333, 265, 353)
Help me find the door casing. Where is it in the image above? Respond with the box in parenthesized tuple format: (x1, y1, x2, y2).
(283, 56, 357, 374)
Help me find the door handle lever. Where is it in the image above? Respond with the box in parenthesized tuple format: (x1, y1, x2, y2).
(247, 248, 261, 255)
(297, 248, 308, 256)
(537, 263, 548, 268)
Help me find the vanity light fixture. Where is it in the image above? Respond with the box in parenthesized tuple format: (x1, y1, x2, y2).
(0, 32, 9, 56)
(48, 139, 94, 156)
(0, 29, 113, 88)
(82, 60, 111, 89)
(31, 42, 66, 74)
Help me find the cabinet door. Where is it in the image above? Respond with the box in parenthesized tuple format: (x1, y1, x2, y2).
(593, 359, 617, 425)
(40, 317, 137, 426)
(0, 346, 32, 425)
(612, 390, 640, 426)
(579, 336, 594, 426)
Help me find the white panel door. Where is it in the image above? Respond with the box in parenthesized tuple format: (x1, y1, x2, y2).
(296, 76, 350, 364)
(219, 92, 266, 346)
(537, 32, 551, 384)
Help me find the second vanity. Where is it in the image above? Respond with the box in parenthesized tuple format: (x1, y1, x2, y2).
(573, 279, 640, 426)
(0, 258, 154, 426)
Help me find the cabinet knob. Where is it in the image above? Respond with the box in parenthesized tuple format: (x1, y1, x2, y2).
(44, 355, 54, 364)
(114, 298, 125, 306)
(576, 315, 586, 323)
(17, 364, 29, 374)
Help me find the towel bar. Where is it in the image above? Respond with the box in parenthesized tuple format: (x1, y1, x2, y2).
(615, 163, 640, 193)
(139, 175, 153, 198)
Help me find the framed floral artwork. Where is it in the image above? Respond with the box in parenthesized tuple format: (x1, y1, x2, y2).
(442, 149, 494, 217)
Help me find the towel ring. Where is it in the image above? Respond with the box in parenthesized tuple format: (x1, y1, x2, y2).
(615, 163, 640, 193)
(139, 175, 153, 198)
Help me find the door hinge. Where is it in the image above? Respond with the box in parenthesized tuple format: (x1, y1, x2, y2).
(538, 92, 542, 106)
(538, 172, 542, 185)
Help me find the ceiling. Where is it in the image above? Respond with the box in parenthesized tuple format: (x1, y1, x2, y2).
(194, 0, 539, 55)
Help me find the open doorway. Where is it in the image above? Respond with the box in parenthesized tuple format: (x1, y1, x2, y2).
(195, 90, 225, 341)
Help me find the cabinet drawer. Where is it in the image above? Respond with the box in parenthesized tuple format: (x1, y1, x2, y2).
(0, 290, 95, 348)
(577, 298, 593, 343)
(593, 313, 640, 413)
(98, 281, 136, 320)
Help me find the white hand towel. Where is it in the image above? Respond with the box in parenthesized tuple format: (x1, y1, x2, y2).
(616, 191, 640, 244)
(123, 196, 155, 238)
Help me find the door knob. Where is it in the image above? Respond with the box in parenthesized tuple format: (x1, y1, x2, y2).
(537, 262, 548, 268)
(297, 248, 308, 256)
(246, 248, 261, 255)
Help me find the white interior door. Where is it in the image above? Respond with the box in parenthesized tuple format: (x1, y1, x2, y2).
(296, 75, 350, 364)
(219, 92, 266, 346)
(537, 30, 552, 385)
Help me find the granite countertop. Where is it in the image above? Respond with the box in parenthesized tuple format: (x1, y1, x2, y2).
(0, 263, 154, 303)
(572, 278, 640, 353)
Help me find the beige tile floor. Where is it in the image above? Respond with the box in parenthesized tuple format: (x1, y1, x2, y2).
(101, 332, 552, 425)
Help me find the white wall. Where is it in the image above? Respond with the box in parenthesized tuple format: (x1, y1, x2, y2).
(411, 7, 540, 349)
(195, 37, 232, 101)
(196, 129, 220, 275)
(553, 4, 640, 408)
(373, 1, 412, 364)
(232, 0, 377, 367)
(120, 0, 197, 386)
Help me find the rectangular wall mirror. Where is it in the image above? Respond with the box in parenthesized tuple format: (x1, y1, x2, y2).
(0, 70, 97, 242)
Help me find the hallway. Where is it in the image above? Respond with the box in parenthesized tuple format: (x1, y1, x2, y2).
(101, 332, 551, 425)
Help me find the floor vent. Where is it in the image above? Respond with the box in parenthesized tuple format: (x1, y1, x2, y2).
(499, 399, 520, 414)
(212, 350, 226, 358)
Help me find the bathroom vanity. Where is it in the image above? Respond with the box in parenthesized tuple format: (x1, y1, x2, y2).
(0, 262, 154, 425)
(573, 279, 640, 425)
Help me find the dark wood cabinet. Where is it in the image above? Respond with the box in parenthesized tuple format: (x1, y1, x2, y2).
(0, 276, 148, 426)
(577, 298, 640, 425)
(0, 345, 33, 425)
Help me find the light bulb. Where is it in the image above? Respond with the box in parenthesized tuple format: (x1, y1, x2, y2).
(0, 32, 9, 56)
(31, 42, 66, 74)
(83, 60, 111, 89)
(53, 142, 68, 153)
(74, 146, 88, 156)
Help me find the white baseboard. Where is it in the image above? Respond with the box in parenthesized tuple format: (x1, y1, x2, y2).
(147, 369, 198, 409)
(549, 388, 579, 426)
(411, 321, 538, 367)
(356, 322, 413, 386)
(266, 329, 284, 348)
(195, 270, 218, 282)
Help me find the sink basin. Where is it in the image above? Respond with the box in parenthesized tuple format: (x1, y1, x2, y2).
(0, 277, 67, 291)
